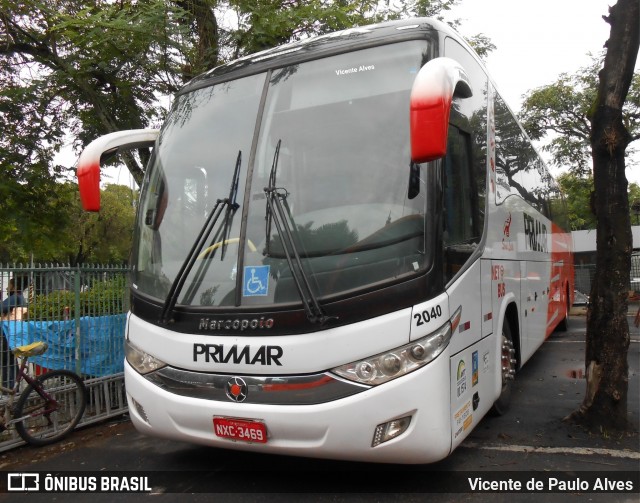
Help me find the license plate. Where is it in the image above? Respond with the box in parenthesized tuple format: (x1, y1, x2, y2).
(213, 417, 268, 444)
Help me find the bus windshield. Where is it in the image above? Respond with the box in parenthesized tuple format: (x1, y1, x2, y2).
(132, 40, 430, 309)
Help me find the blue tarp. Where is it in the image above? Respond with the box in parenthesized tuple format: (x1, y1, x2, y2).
(1, 314, 126, 377)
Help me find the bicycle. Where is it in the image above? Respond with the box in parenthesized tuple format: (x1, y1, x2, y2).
(0, 341, 87, 446)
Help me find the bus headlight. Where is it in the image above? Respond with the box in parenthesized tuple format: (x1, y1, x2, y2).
(125, 340, 166, 375)
(331, 321, 452, 386)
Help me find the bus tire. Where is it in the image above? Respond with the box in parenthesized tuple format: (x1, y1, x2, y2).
(491, 322, 516, 416)
(556, 287, 571, 332)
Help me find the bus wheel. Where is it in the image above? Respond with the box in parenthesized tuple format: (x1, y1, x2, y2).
(491, 323, 516, 416)
(556, 288, 570, 332)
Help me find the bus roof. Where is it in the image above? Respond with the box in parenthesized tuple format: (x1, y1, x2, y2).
(180, 17, 458, 95)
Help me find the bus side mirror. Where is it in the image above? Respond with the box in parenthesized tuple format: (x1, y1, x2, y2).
(76, 129, 159, 211)
(410, 57, 472, 164)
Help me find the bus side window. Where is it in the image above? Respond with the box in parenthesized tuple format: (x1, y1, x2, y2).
(443, 125, 479, 282)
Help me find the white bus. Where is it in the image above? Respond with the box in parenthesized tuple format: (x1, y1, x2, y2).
(77, 18, 574, 464)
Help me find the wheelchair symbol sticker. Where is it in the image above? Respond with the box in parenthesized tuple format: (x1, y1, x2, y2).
(243, 265, 270, 297)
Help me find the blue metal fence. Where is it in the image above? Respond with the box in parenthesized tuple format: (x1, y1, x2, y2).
(0, 264, 129, 451)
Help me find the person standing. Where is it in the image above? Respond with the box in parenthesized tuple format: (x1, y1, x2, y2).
(1, 278, 25, 315)
(1, 277, 26, 389)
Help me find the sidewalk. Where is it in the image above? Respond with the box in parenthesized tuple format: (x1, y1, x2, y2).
(571, 298, 640, 318)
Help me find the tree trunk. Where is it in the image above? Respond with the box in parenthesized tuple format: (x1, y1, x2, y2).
(566, 0, 639, 432)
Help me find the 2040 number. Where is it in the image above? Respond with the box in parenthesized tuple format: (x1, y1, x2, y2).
(414, 305, 443, 326)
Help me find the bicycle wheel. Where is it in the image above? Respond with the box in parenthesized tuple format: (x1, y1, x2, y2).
(14, 370, 87, 446)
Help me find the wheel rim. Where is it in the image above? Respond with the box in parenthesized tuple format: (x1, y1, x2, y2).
(500, 333, 516, 386)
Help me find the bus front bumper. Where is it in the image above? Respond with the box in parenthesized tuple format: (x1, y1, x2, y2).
(124, 355, 452, 464)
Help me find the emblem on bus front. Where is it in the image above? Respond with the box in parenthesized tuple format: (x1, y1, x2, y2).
(226, 377, 248, 402)
(198, 317, 275, 331)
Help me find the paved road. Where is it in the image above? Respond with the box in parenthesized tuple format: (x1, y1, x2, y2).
(0, 315, 638, 501)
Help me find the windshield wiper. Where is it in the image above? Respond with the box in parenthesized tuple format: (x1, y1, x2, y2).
(220, 150, 242, 260)
(159, 151, 242, 324)
(264, 140, 337, 326)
